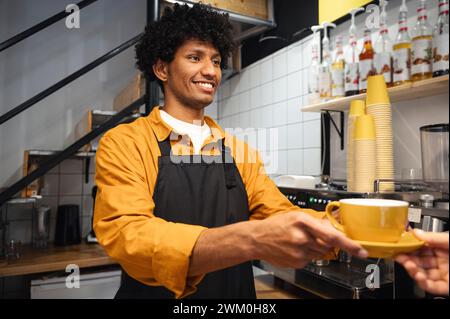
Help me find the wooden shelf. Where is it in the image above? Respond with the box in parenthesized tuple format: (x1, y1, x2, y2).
(26, 150, 96, 158)
(6, 197, 40, 204)
(75, 109, 143, 152)
(21, 150, 96, 198)
(301, 75, 449, 113)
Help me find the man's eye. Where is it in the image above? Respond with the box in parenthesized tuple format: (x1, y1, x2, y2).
(212, 59, 221, 66)
(188, 56, 200, 62)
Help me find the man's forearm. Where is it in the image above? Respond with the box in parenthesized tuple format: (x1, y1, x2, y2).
(188, 220, 258, 276)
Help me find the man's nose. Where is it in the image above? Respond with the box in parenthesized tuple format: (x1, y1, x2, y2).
(200, 60, 216, 78)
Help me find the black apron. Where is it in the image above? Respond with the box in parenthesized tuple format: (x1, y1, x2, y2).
(115, 134, 256, 299)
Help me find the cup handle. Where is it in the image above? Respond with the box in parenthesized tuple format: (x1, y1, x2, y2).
(325, 201, 344, 233)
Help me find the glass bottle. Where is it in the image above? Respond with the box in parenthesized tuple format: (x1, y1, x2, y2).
(411, 0, 433, 81)
(345, 7, 365, 96)
(393, 0, 412, 86)
(359, 28, 376, 93)
(308, 25, 322, 104)
(374, 0, 393, 87)
(318, 44, 332, 101)
(318, 22, 336, 101)
(331, 35, 345, 98)
(432, 0, 449, 77)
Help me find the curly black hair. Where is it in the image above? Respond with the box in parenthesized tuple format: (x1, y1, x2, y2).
(135, 3, 235, 91)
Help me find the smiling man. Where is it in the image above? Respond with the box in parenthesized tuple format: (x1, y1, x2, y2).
(93, 3, 368, 299)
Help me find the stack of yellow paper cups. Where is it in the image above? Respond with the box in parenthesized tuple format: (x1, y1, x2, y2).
(347, 100, 366, 192)
(365, 75, 395, 192)
(353, 114, 377, 192)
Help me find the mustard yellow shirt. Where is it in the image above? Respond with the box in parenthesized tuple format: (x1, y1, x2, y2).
(94, 106, 301, 298)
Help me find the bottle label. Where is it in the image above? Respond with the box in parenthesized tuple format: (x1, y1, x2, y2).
(433, 33, 449, 73)
(359, 59, 375, 90)
(331, 63, 345, 97)
(318, 67, 331, 98)
(374, 52, 392, 84)
(393, 47, 411, 82)
(345, 63, 359, 93)
(412, 38, 432, 75)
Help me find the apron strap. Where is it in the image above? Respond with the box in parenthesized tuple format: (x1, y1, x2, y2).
(221, 138, 237, 189)
(151, 126, 172, 156)
(158, 137, 172, 157)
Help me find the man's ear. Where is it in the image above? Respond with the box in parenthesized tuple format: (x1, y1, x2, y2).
(152, 59, 168, 83)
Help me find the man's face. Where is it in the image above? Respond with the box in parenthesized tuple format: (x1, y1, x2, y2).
(161, 39, 222, 110)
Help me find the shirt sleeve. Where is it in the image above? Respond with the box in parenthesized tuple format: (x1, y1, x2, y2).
(244, 150, 302, 220)
(93, 133, 207, 298)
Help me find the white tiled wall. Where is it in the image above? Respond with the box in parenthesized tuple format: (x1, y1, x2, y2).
(216, 35, 322, 178)
(204, 97, 218, 120)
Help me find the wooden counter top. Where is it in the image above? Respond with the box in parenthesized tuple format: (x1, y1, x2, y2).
(0, 243, 319, 299)
(0, 243, 317, 299)
(0, 242, 117, 277)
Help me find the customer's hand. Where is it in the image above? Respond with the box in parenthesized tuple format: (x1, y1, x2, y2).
(252, 211, 368, 269)
(395, 229, 449, 296)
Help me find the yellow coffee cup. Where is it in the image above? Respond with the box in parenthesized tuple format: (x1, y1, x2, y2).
(353, 114, 376, 140)
(325, 198, 409, 243)
(366, 74, 390, 106)
(349, 100, 365, 116)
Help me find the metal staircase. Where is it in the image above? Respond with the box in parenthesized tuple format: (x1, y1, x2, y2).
(0, 0, 160, 206)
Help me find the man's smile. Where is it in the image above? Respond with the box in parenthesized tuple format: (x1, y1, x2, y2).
(193, 80, 216, 92)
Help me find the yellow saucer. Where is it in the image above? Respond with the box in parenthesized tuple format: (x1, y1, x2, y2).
(355, 231, 425, 259)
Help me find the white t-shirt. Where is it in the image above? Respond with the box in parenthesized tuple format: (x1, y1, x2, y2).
(160, 109, 212, 155)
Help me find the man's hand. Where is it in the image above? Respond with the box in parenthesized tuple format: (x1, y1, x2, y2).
(395, 229, 449, 296)
(251, 211, 368, 269)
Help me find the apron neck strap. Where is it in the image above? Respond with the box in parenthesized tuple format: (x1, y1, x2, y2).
(156, 133, 237, 189)
(157, 133, 228, 158)
(220, 139, 237, 189)
(158, 137, 172, 157)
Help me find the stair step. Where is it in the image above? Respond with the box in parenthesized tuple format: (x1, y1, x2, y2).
(75, 109, 143, 152)
(113, 72, 145, 113)
(91, 110, 143, 128)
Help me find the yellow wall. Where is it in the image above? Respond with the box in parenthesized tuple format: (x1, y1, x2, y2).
(319, 0, 372, 24)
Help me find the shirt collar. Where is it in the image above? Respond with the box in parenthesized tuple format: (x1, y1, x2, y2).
(147, 106, 225, 143)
